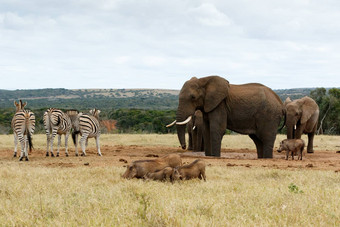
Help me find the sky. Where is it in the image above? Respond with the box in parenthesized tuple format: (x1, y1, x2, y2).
(1, 0, 340, 90)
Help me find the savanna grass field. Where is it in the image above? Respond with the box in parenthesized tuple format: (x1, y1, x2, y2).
(0, 134, 339, 226)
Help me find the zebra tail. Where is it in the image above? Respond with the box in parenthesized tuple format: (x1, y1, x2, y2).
(26, 127, 34, 152)
(72, 130, 80, 145)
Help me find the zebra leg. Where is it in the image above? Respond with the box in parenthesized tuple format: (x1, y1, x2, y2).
(50, 129, 57, 157)
(96, 135, 102, 156)
(65, 132, 69, 157)
(13, 133, 18, 157)
(24, 135, 29, 161)
(75, 133, 79, 156)
(46, 133, 50, 156)
(18, 136, 25, 161)
(57, 134, 61, 157)
(80, 133, 88, 156)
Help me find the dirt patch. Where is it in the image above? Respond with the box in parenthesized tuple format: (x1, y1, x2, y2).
(1, 146, 339, 171)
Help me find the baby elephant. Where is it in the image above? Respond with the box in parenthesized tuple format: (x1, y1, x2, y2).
(277, 139, 305, 160)
(143, 167, 174, 181)
(172, 159, 206, 181)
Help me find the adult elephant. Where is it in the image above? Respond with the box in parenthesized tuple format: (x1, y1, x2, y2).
(167, 110, 204, 152)
(284, 96, 319, 153)
(187, 110, 204, 151)
(175, 76, 284, 158)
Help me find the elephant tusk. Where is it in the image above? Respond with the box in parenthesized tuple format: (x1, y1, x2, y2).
(176, 116, 192, 125)
(192, 126, 196, 130)
(166, 120, 177, 128)
(294, 125, 296, 130)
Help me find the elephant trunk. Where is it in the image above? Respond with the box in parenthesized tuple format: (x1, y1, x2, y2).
(176, 108, 191, 149)
(286, 120, 296, 139)
(176, 124, 186, 149)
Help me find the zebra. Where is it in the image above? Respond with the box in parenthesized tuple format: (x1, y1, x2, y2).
(72, 109, 102, 156)
(11, 100, 35, 161)
(43, 108, 72, 157)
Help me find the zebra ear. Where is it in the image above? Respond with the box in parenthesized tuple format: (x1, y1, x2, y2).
(22, 102, 27, 108)
(14, 101, 19, 107)
(96, 109, 101, 115)
(89, 109, 94, 115)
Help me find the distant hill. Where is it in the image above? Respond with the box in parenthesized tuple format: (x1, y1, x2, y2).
(0, 88, 179, 110)
(0, 87, 320, 110)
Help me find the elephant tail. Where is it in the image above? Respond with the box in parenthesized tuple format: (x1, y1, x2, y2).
(278, 109, 286, 133)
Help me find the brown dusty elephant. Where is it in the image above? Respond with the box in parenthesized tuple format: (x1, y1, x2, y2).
(284, 96, 319, 153)
(167, 110, 204, 152)
(173, 76, 284, 158)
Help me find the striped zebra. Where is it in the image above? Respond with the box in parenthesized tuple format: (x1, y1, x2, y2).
(11, 100, 35, 161)
(72, 109, 102, 156)
(43, 108, 72, 157)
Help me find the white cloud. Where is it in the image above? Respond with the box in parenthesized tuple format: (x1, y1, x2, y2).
(0, 0, 340, 90)
(189, 3, 232, 27)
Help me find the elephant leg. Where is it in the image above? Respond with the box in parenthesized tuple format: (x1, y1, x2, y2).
(208, 107, 227, 157)
(307, 132, 315, 153)
(203, 119, 212, 156)
(249, 134, 263, 158)
(192, 131, 198, 151)
(200, 137, 204, 151)
(262, 136, 275, 159)
(188, 131, 193, 151)
(196, 126, 204, 151)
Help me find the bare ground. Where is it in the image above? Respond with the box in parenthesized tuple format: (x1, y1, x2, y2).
(1, 145, 339, 172)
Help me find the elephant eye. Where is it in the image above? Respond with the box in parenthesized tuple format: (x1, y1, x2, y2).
(191, 94, 196, 100)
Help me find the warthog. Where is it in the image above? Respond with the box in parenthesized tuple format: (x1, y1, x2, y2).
(122, 154, 182, 179)
(143, 167, 174, 181)
(277, 139, 305, 160)
(172, 159, 206, 181)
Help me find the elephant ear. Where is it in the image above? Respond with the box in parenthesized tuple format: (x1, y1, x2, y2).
(283, 97, 292, 106)
(301, 99, 315, 124)
(201, 76, 230, 113)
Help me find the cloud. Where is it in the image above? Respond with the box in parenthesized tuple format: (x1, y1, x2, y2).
(0, 0, 340, 90)
(189, 3, 232, 27)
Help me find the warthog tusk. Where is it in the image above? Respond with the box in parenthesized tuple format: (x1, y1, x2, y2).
(294, 125, 296, 130)
(176, 116, 192, 125)
(166, 120, 176, 128)
(192, 126, 196, 130)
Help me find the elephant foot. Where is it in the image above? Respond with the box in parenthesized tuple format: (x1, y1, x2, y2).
(307, 150, 314, 153)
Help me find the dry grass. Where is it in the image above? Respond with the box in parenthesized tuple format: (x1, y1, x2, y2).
(1, 133, 339, 151)
(0, 163, 339, 226)
(0, 134, 339, 226)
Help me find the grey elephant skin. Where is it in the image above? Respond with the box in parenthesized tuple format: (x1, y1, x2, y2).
(187, 110, 204, 151)
(284, 96, 319, 153)
(176, 76, 284, 158)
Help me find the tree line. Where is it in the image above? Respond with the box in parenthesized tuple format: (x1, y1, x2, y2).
(0, 88, 339, 134)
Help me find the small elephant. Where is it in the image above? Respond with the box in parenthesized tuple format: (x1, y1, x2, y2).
(277, 139, 305, 160)
(167, 110, 204, 152)
(284, 96, 319, 153)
